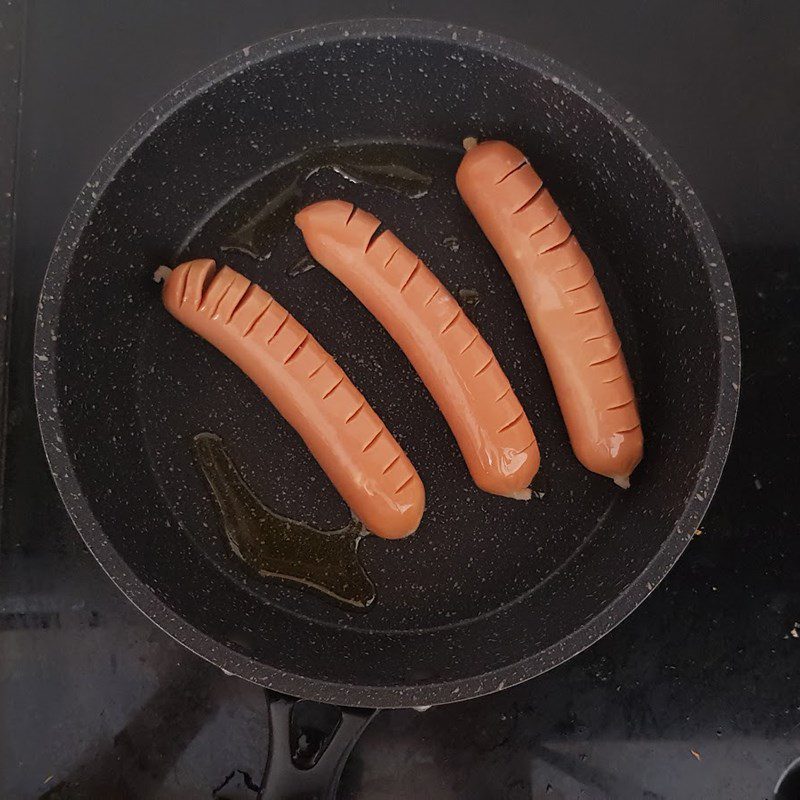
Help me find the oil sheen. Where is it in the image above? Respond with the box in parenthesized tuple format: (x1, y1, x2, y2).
(221, 142, 433, 261)
(193, 432, 375, 609)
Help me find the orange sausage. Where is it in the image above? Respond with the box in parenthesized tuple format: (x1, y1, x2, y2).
(295, 201, 540, 499)
(159, 259, 424, 538)
(456, 140, 643, 488)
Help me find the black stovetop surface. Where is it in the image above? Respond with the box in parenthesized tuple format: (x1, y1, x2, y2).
(1, 2, 798, 798)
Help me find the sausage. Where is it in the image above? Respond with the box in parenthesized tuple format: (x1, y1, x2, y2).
(159, 259, 425, 538)
(456, 140, 643, 488)
(295, 201, 540, 499)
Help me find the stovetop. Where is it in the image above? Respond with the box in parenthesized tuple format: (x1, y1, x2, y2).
(1, 2, 798, 798)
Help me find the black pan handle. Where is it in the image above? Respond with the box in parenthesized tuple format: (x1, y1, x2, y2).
(258, 690, 378, 800)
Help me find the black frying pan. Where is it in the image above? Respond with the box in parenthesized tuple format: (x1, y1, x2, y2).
(34, 19, 739, 799)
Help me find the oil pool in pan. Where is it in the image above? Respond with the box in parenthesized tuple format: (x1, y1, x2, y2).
(194, 433, 375, 609)
(219, 141, 432, 262)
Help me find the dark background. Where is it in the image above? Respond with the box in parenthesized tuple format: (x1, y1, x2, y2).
(1, 1, 798, 798)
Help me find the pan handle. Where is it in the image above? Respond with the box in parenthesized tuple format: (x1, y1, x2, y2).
(258, 690, 378, 800)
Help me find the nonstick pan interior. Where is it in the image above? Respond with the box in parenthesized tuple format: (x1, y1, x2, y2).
(35, 21, 739, 707)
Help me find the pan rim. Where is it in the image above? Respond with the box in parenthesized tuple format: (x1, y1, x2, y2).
(33, 17, 740, 708)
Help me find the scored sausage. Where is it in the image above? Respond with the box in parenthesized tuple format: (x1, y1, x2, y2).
(295, 201, 540, 500)
(456, 140, 643, 488)
(159, 259, 425, 538)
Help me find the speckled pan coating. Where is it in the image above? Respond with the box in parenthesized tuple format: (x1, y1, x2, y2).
(34, 19, 739, 709)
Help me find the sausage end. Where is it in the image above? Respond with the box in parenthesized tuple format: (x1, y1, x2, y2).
(153, 265, 172, 284)
(359, 477, 426, 540)
(613, 474, 631, 490)
(295, 199, 354, 233)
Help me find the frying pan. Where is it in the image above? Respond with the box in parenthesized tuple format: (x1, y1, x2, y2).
(33, 19, 739, 799)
